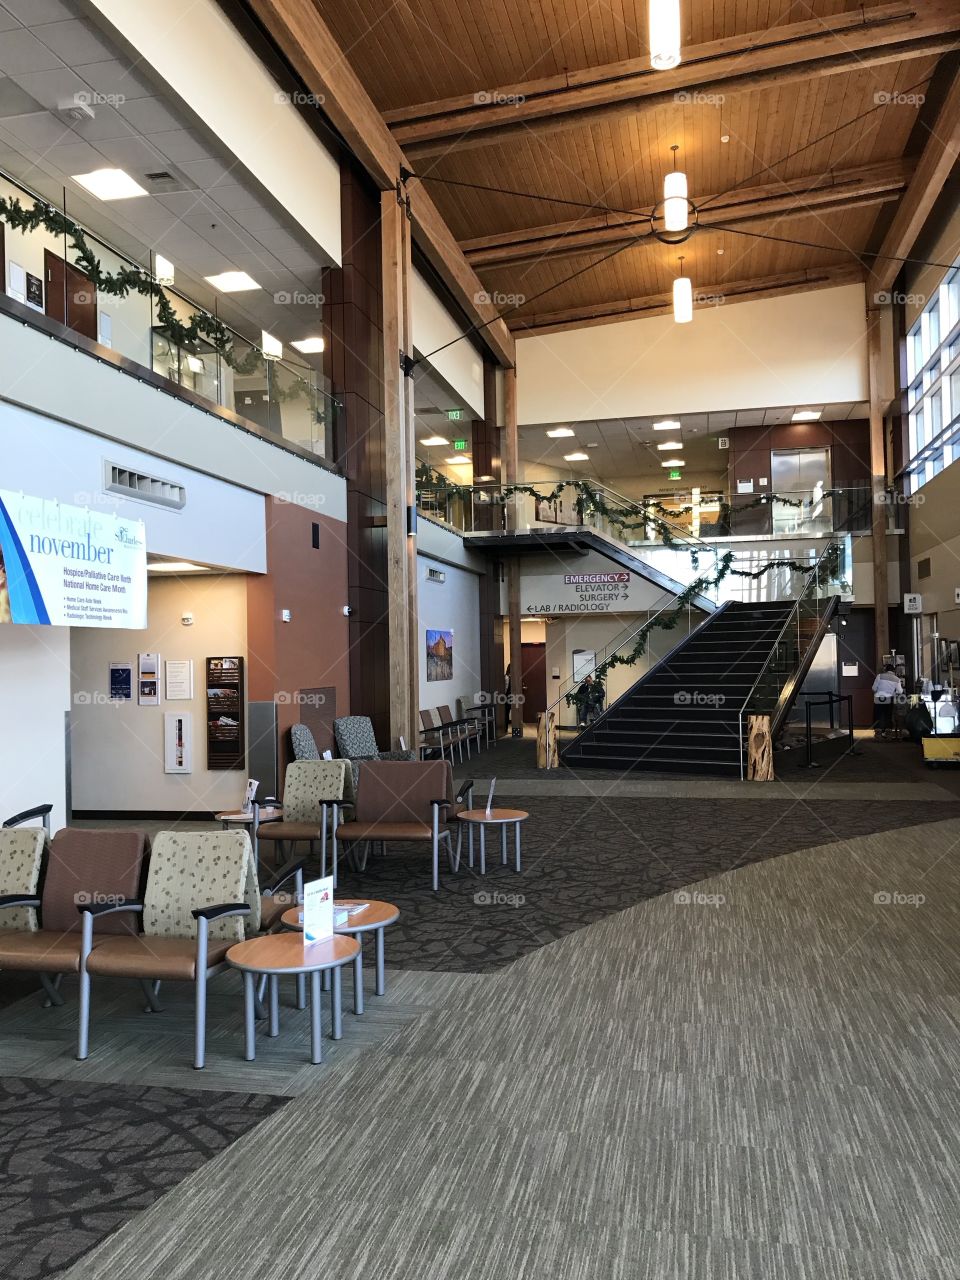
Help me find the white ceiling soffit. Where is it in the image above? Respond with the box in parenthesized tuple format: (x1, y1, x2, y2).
(85, 0, 342, 267)
(412, 269, 484, 417)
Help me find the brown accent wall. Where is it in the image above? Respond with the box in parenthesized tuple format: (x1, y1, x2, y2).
(323, 159, 390, 742)
(246, 497, 350, 775)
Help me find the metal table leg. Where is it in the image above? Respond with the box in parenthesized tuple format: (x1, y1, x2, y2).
(353, 947, 364, 1015)
(501, 824, 508, 866)
(515, 821, 522, 873)
(309, 970, 322, 1064)
(468, 824, 474, 868)
(331, 965, 343, 1040)
(296, 974, 306, 1010)
(375, 927, 386, 996)
(479, 824, 486, 875)
(243, 972, 256, 1061)
(268, 974, 280, 1037)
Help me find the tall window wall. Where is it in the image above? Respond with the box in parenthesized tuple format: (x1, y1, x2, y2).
(905, 262, 960, 493)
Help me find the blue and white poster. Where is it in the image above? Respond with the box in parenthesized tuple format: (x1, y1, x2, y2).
(0, 490, 147, 628)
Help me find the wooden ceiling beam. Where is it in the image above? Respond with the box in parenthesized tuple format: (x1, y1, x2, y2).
(388, 2, 960, 158)
(462, 160, 914, 268)
(867, 67, 960, 296)
(509, 265, 865, 336)
(243, 0, 515, 367)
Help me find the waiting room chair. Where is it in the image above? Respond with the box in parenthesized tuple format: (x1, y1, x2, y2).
(0, 826, 47, 938)
(336, 760, 473, 892)
(256, 759, 348, 890)
(290, 723, 321, 760)
(419, 708, 450, 762)
(3, 803, 54, 836)
(438, 705, 481, 760)
(334, 715, 416, 763)
(77, 830, 259, 1069)
(0, 828, 147, 1009)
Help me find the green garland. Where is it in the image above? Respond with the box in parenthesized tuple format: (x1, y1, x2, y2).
(563, 540, 845, 700)
(1, 194, 277, 374)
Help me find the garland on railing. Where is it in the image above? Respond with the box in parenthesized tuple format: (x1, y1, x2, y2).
(416, 464, 814, 548)
(562, 541, 846, 700)
(1, 194, 275, 374)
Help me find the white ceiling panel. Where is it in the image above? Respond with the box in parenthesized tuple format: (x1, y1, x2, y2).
(0, 30, 64, 75)
(115, 95, 182, 134)
(3, 0, 74, 22)
(73, 59, 154, 101)
(32, 19, 117, 66)
(146, 129, 213, 164)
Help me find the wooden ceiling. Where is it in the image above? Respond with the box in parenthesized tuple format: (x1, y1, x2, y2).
(311, 0, 960, 334)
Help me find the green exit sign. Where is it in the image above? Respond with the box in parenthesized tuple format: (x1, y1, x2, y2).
(669, 469, 682, 480)
(447, 409, 464, 421)
(452, 438, 468, 451)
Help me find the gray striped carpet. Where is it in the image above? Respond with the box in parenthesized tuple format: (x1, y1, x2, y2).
(53, 815, 960, 1280)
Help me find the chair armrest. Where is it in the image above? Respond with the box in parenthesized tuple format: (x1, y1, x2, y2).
(191, 903, 250, 921)
(431, 798, 452, 809)
(262, 859, 308, 895)
(455, 780, 475, 804)
(2, 803, 53, 829)
(77, 900, 144, 918)
(0, 894, 41, 909)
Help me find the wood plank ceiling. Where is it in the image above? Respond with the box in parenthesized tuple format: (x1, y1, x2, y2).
(313, 0, 960, 333)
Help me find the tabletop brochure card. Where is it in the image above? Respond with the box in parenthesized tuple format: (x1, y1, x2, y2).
(302, 876, 334, 944)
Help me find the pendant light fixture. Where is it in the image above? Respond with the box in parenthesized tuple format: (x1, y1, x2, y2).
(663, 145, 688, 233)
(673, 256, 693, 324)
(649, 0, 682, 71)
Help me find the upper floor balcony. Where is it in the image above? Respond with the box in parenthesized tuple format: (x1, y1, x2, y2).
(0, 168, 337, 468)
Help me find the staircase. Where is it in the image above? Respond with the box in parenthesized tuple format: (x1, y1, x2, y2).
(560, 600, 815, 776)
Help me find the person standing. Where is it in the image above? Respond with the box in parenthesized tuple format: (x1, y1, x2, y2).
(872, 664, 903, 740)
(590, 677, 606, 723)
(575, 674, 594, 727)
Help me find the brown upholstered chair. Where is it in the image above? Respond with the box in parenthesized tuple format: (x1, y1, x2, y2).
(336, 760, 473, 891)
(0, 828, 147, 1008)
(256, 759, 348, 888)
(78, 830, 259, 1068)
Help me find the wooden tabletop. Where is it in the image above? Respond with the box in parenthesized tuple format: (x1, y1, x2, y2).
(227, 931, 359, 974)
(458, 808, 529, 824)
(281, 899, 400, 933)
(216, 806, 282, 824)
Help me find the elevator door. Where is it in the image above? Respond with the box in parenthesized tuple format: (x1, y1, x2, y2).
(770, 447, 832, 535)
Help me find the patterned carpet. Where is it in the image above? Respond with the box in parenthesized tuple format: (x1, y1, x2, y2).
(333, 795, 960, 970)
(0, 1078, 287, 1279)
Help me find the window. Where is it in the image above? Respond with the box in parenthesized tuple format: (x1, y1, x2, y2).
(905, 254, 960, 495)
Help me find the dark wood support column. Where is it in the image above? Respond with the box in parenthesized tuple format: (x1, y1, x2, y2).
(868, 304, 891, 667)
(381, 188, 419, 750)
(503, 367, 523, 736)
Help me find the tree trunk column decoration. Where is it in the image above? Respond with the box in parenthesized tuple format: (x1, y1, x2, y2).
(537, 711, 558, 769)
(747, 715, 774, 781)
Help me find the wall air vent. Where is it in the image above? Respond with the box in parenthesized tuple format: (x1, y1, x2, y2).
(427, 567, 446, 583)
(917, 557, 931, 580)
(103, 461, 186, 510)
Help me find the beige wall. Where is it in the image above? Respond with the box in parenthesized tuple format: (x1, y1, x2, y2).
(70, 575, 249, 814)
(0, 624, 71, 833)
(908, 462, 960, 639)
(516, 284, 869, 425)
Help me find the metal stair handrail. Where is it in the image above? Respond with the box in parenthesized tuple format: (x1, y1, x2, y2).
(737, 541, 843, 778)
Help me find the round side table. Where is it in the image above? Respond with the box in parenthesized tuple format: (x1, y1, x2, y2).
(456, 809, 529, 875)
(282, 899, 399, 1014)
(226, 931, 359, 1064)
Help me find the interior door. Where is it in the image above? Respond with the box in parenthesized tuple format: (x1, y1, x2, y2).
(45, 249, 97, 341)
(520, 642, 547, 723)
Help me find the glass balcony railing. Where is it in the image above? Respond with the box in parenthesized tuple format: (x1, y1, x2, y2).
(0, 167, 336, 464)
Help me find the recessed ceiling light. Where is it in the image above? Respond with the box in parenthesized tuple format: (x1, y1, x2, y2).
(653, 419, 681, 431)
(291, 336, 325, 353)
(421, 436, 449, 446)
(474, 474, 494, 481)
(660, 458, 685, 467)
(717, 248, 725, 256)
(792, 409, 822, 422)
(656, 441, 683, 450)
(563, 452, 589, 462)
(445, 456, 471, 465)
(586, 442, 599, 449)
(204, 270, 261, 292)
(720, 134, 730, 144)
(154, 253, 175, 285)
(72, 168, 148, 200)
(148, 560, 206, 573)
(546, 427, 575, 437)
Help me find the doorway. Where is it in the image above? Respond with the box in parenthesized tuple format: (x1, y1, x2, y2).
(520, 642, 547, 723)
(44, 249, 98, 341)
